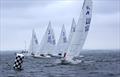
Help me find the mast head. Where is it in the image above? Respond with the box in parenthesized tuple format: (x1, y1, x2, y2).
(72, 18, 75, 22)
(49, 21, 51, 25)
(47, 21, 52, 30)
(72, 18, 76, 26)
(82, 0, 92, 9)
(62, 24, 65, 30)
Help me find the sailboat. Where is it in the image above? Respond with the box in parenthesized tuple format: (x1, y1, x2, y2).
(28, 29, 39, 57)
(20, 41, 28, 55)
(54, 25, 68, 58)
(61, 0, 93, 64)
(36, 21, 56, 58)
(68, 18, 84, 59)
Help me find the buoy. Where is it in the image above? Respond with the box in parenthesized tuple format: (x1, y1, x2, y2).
(13, 53, 24, 70)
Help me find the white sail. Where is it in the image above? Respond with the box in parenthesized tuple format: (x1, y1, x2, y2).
(39, 21, 56, 55)
(28, 29, 39, 55)
(56, 25, 68, 56)
(67, 18, 76, 47)
(66, 0, 93, 62)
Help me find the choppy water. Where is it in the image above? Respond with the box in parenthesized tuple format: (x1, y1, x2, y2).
(0, 50, 120, 77)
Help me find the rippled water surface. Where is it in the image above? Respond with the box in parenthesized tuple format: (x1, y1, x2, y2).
(0, 50, 120, 77)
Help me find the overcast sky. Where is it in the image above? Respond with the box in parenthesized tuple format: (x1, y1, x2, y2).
(0, 0, 120, 50)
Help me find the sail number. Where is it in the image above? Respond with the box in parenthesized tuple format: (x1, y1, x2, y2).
(85, 25, 89, 32)
(47, 36, 56, 45)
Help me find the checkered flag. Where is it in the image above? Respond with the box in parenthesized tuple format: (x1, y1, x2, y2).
(13, 54, 24, 70)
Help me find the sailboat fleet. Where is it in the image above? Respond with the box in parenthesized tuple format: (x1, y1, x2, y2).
(26, 0, 92, 64)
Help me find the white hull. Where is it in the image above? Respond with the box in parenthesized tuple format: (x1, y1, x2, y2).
(33, 54, 51, 59)
(50, 54, 63, 59)
(60, 58, 83, 65)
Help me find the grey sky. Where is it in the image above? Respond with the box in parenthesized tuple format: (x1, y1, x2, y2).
(0, 0, 120, 50)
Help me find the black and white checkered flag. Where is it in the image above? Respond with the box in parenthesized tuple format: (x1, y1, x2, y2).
(13, 53, 24, 70)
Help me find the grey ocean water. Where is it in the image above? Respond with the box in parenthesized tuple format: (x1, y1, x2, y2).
(0, 50, 120, 77)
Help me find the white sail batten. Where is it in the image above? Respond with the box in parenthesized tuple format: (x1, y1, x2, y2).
(39, 21, 56, 55)
(66, 0, 93, 61)
(28, 29, 39, 55)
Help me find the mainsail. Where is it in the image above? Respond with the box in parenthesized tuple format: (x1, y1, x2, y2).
(68, 18, 76, 47)
(66, 0, 92, 61)
(28, 29, 39, 55)
(39, 21, 56, 55)
(56, 25, 68, 56)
